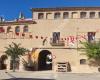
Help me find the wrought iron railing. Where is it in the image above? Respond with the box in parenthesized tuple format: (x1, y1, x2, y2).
(50, 38, 65, 46)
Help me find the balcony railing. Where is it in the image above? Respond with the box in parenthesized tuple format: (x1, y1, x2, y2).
(50, 38, 65, 46)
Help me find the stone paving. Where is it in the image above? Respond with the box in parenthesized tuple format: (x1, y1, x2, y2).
(0, 70, 100, 80)
(56, 73, 100, 80)
(0, 70, 56, 80)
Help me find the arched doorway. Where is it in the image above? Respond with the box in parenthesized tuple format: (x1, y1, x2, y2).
(38, 50, 52, 71)
(0, 55, 7, 70)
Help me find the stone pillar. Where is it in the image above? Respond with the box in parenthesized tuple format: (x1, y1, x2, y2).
(87, 11, 90, 18)
(44, 12, 47, 19)
(52, 12, 55, 19)
(95, 11, 99, 18)
(77, 11, 80, 18)
(69, 12, 72, 19)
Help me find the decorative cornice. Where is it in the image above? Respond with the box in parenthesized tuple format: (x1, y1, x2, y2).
(31, 7, 100, 12)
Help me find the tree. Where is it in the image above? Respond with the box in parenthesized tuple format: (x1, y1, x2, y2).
(22, 52, 35, 71)
(80, 41, 100, 66)
(5, 42, 29, 72)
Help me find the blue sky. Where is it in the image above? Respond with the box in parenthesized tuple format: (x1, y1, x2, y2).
(1, 0, 100, 20)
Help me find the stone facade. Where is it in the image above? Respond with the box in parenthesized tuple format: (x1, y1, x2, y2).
(0, 7, 100, 72)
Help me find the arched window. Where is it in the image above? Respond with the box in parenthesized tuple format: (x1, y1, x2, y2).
(23, 26, 28, 32)
(87, 32, 95, 42)
(46, 13, 52, 19)
(98, 12, 100, 18)
(54, 12, 60, 19)
(7, 26, 11, 33)
(80, 59, 86, 65)
(90, 12, 95, 18)
(63, 12, 69, 19)
(38, 13, 44, 19)
(80, 12, 87, 18)
(15, 26, 20, 33)
(72, 12, 78, 18)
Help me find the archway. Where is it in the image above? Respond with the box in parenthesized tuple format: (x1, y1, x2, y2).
(0, 55, 7, 70)
(38, 50, 52, 71)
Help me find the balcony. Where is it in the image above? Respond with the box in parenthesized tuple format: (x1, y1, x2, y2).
(50, 38, 65, 46)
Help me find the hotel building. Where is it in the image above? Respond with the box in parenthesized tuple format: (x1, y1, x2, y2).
(0, 7, 100, 73)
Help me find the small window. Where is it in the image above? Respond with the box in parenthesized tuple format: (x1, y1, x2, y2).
(90, 12, 95, 18)
(23, 25, 28, 32)
(63, 12, 69, 19)
(80, 59, 86, 65)
(46, 13, 52, 19)
(87, 32, 96, 42)
(15, 26, 20, 33)
(80, 12, 87, 18)
(54, 12, 60, 19)
(52, 32, 60, 43)
(38, 13, 44, 19)
(72, 12, 78, 18)
(7, 26, 11, 33)
(98, 12, 100, 18)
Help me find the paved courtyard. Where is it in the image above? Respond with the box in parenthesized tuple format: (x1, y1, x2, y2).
(0, 70, 100, 80)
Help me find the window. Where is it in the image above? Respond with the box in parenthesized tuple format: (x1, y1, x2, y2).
(54, 12, 60, 19)
(63, 12, 69, 19)
(15, 26, 20, 33)
(7, 26, 11, 33)
(23, 25, 28, 32)
(98, 12, 100, 18)
(52, 32, 60, 43)
(38, 13, 44, 19)
(80, 59, 86, 65)
(46, 13, 52, 19)
(90, 12, 95, 18)
(80, 12, 87, 18)
(87, 32, 96, 42)
(72, 12, 78, 18)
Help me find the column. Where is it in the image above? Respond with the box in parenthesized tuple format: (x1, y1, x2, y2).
(77, 11, 80, 18)
(69, 11, 72, 19)
(44, 12, 47, 19)
(60, 12, 64, 19)
(52, 12, 55, 19)
(87, 11, 90, 19)
(95, 11, 99, 18)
